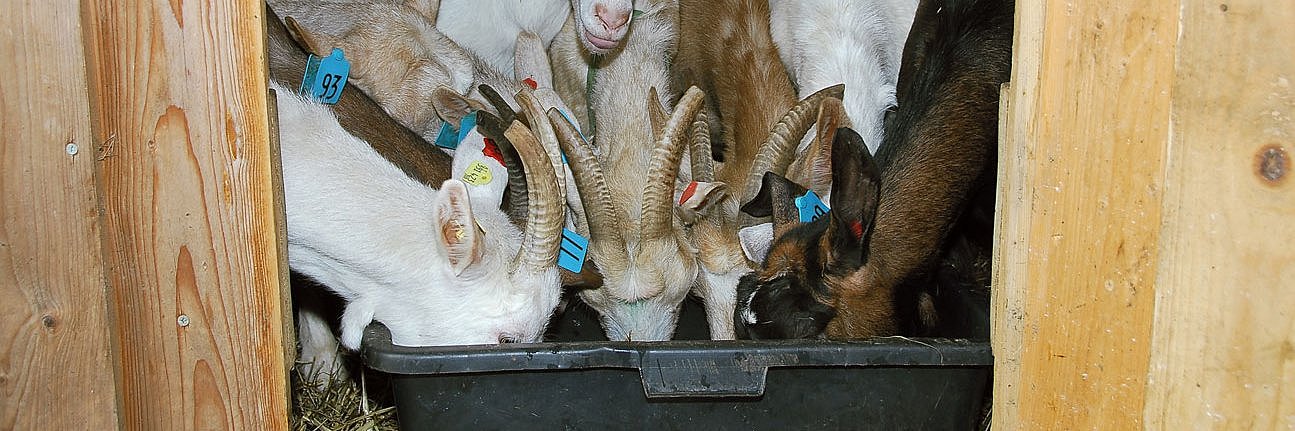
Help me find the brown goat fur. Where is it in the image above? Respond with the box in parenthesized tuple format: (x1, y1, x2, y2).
(735, 128, 883, 339)
(673, 0, 797, 182)
(828, 0, 1013, 339)
(736, 0, 1013, 339)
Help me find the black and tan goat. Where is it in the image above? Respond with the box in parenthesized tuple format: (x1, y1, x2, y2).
(734, 0, 1014, 339)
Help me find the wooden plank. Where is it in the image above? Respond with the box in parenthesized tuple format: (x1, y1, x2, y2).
(990, 1, 1047, 425)
(995, 0, 1179, 428)
(1144, 0, 1295, 428)
(0, 1, 121, 428)
(80, 0, 290, 428)
(990, 80, 1025, 429)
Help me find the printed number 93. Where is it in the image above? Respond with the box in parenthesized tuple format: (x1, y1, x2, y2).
(320, 74, 342, 99)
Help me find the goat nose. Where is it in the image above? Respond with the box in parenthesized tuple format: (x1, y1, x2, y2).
(594, 4, 630, 32)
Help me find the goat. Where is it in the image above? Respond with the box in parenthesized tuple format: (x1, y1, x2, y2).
(769, 0, 919, 155)
(540, 0, 714, 341)
(268, 4, 456, 379)
(435, 0, 634, 76)
(266, 4, 452, 186)
(734, 0, 1014, 339)
(670, 0, 846, 339)
(274, 75, 568, 348)
(267, 0, 483, 139)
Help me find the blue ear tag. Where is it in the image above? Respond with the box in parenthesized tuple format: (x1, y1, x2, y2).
(434, 111, 479, 150)
(557, 228, 589, 273)
(300, 48, 350, 104)
(434, 121, 459, 149)
(456, 111, 478, 143)
(795, 190, 830, 222)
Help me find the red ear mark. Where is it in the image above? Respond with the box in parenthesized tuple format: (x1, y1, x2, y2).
(482, 137, 505, 165)
(678, 181, 699, 205)
(522, 77, 539, 90)
(850, 221, 864, 241)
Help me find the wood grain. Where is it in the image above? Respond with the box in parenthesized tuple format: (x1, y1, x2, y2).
(1144, 0, 1295, 428)
(995, 0, 1178, 428)
(80, 0, 290, 428)
(0, 1, 120, 428)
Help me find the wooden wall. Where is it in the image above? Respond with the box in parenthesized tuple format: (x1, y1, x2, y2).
(995, 0, 1294, 428)
(1, 0, 290, 428)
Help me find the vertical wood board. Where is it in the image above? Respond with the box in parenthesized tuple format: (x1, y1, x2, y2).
(1145, 0, 1295, 428)
(0, 0, 120, 428)
(80, 0, 290, 428)
(996, 0, 1179, 428)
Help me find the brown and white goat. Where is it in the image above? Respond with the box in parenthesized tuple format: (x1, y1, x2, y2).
(734, 0, 1014, 339)
(669, 0, 845, 339)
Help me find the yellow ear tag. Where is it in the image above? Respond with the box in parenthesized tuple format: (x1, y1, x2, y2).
(462, 161, 493, 186)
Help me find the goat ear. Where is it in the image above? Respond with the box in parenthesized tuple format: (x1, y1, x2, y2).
(788, 97, 849, 196)
(647, 87, 669, 143)
(432, 86, 474, 125)
(283, 16, 330, 57)
(738, 223, 775, 263)
(434, 180, 484, 276)
(674, 181, 728, 225)
(825, 127, 880, 250)
(741, 171, 808, 237)
(514, 31, 554, 89)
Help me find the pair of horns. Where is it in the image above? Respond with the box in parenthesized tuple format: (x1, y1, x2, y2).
(501, 87, 568, 273)
(554, 86, 706, 279)
(739, 84, 846, 205)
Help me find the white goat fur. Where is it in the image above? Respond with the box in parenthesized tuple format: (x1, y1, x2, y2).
(274, 81, 562, 349)
(434, 0, 571, 75)
(770, 0, 918, 154)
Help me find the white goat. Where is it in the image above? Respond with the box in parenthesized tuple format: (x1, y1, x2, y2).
(435, 0, 635, 78)
(769, 0, 919, 154)
(273, 80, 567, 350)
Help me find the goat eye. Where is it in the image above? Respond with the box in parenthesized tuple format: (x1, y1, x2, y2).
(498, 334, 519, 344)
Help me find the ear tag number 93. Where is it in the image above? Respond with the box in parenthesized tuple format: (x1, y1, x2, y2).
(300, 48, 350, 104)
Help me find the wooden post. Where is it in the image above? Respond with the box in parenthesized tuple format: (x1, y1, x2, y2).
(79, 0, 291, 428)
(996, 0, 1293, 428)
(0, 1, 121, 428)
(1144, 0, 1295, 428)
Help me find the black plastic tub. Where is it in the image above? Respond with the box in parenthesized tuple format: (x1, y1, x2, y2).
(361, 291, 992, 430)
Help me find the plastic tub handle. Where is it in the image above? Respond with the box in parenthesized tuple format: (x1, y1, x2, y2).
(639, 350, 770, 398)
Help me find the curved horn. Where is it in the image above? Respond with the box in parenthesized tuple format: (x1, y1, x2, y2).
(478, 84, 516, 124)
(640, 86, 705, 240)
(476, 112, 529, 226)
(514, 88, 566, 199)
(689, 108, 715, 182)
(741, 84, 845, 203)
(647, 87, 669, 144)
(548, 108, 629, 275)
(504, 120, 564, 272)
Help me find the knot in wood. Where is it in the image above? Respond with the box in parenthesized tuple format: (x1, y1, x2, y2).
(1256, 144, 1289, 186)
